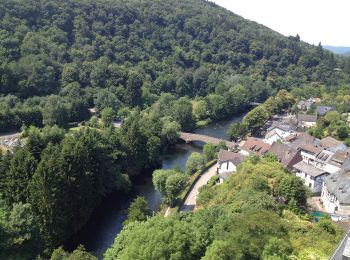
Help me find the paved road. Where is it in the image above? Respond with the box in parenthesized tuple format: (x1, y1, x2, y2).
(180, 164, 217, 212)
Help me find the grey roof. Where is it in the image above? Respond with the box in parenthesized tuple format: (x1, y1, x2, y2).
(288, 133, 321, 150)
(320, 136, 345, 150)
(328, 151, 350, 167)
(316, 106, 334, 116)
(297, 113, 317, 122)
(315, 150, 334, 163)
(268, 143, 302, 169)
(267, 121, 295, 132)
(293, 161, 326, 177)
(324, 158, 350, 204)
(299, 143, 323, 155)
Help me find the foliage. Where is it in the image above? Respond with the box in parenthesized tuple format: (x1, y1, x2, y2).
(152, 169, 187, 205)
(186, 152, 206, 174)
(51, 245, 97, 260)
(0, 0, 348, 133)
(124, 196, 151, 226)
(227, 122, 247, 141)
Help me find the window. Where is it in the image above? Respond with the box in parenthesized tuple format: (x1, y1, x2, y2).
(309, 183, 312, 188)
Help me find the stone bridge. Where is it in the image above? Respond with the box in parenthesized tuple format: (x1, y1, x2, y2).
(179, 132, 238, 150)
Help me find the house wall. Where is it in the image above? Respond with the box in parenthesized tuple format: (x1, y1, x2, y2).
(240, 149, 250, 156)
(264, 134, 281, 145)
(321, 184, 338, 213)
(324, 163, 341, 174)
(300, 121, 316, 128)
(217, 161, 236, 174)
(295, 170, 326, 193)
(321, 183, 350, 213)
(301, 151, 316, 164)
(264, 128, 293, 144)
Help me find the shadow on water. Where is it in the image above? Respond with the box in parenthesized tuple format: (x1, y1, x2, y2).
(64, 112, 246, 259)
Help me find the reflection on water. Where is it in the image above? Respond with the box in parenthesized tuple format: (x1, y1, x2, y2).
(64, 113, 245, 258)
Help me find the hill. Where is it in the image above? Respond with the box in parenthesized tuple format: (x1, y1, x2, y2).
(0, 0, 349, 101)
(1, 0, 349, 134)
(324, 45, 350, 55)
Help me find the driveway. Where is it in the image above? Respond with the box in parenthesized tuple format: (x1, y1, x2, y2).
(180, 164, 217, 212)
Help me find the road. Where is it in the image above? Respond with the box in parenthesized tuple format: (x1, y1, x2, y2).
(180, 164, 217, 212)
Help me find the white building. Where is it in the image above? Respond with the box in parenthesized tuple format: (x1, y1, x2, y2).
(217, 150, 246, 183)
(293, 161, 328, 193)
(264, 124, 295, 145)
(321, 159, 350, 214)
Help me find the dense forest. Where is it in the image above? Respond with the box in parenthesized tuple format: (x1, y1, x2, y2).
(1, 0, 350, 258)
(0, 0, 350, 132)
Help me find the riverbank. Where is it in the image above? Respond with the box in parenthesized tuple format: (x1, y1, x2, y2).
(63, 112, 247, 258)
(164, 160, 216, 216)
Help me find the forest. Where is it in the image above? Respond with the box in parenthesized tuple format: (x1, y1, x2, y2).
(1, 0, 350, 258)
(0, 0, 350, 133)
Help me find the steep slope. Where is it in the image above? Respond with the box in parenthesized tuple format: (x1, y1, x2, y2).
(0, 0, 348, 100)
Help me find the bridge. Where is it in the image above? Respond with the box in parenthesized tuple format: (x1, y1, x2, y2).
(179, 132, 238, 150)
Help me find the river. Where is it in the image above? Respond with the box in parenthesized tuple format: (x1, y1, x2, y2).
(64, 113, 244, 258)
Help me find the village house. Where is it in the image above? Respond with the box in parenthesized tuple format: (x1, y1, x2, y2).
(297, 113, 317, 128)
(320, 136, 348, 153)
(293, 160, 328, 193)
(264, 122, 296, 145)
(217, 150, 246, 183)
(325, 150, 350, 174)
(292, 143, 330, 193)
(268, 142, 302, 170)
(240, 137, 271, 156)
(321, 158, 350, 214)
(316, 105, 334, 116)
(299, 143, 323, 165)
(297, 99, 313, 111)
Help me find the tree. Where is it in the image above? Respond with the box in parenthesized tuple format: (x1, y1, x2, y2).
(186, 152, 205, 174)
(243, 106, 270, 134)
(124, 196, 151, 225)
(161, 117, 180, 145)
(152, 169, 186, 205)
(51, 245, 97, 260)
(101, 108, 116, 127)
(104, 216, 206, 260)
(2, 203, 41, 260)
(125, 71, 143, 107)
(262, 237, 292, 259)
(275, 175, 307, 207)
(42, 95, 68, 127)
(171, 97, 195, 131)
(152, 169, 170, 196)
(193, 100, 208, 120)
(203, 143, 217, 161)
(3, 148, 37, 205)
(324, 111, 341, 124)
(227, 122, 247, 141)
(165, 173, 186, 206)
(337, 125, 349, 140)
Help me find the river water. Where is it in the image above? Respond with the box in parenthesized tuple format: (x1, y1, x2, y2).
(65, 113, 244, 258)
